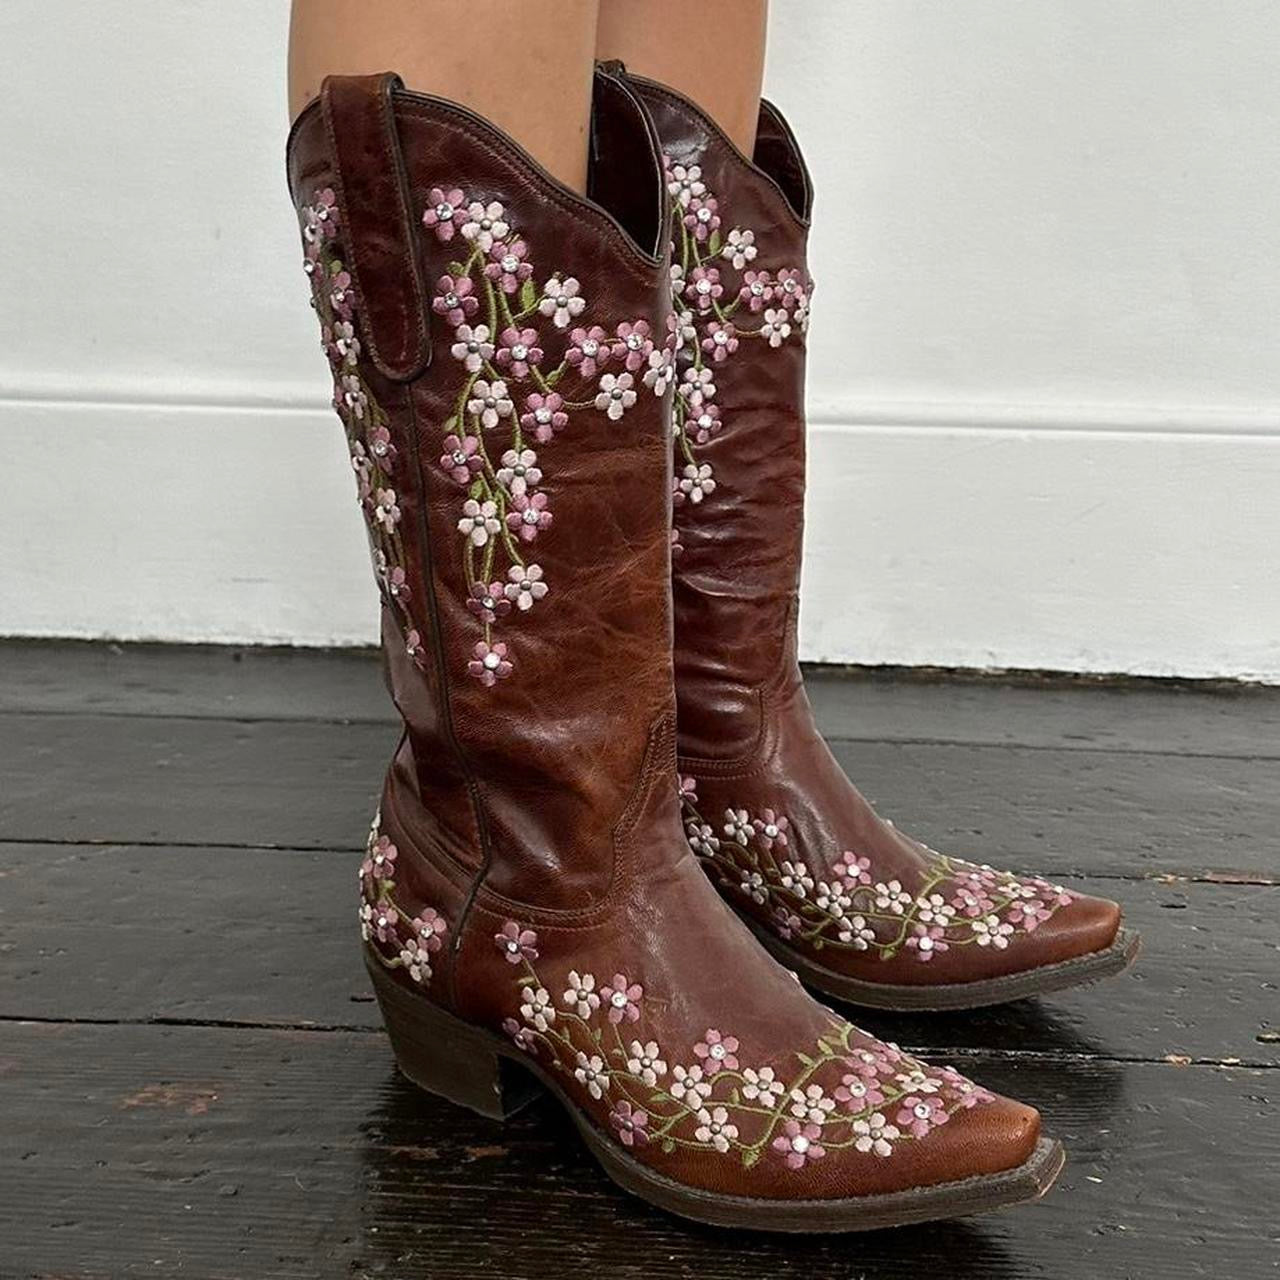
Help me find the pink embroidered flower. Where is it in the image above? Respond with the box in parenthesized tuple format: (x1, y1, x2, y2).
(773, 905, 803, 938)
(565, 325, 611, 377)
(484, 239, 532, 293)
(739, 269, 774, 311)
(432, 274, 478, 326)
(460, 200, 510, 251)
(694, 1105, 739, 1153)
(398, 936, 434, 983)
(599, 973, 643, 1024)
(495, 327, 543, 380)
(684, 194, 720, 242)
(506, 491, 552, 542)
(367, 900, 399, 945)
(423, 187, 465, 241)
(332, 320, 361, 366)
(936, 1065, 996, 1109)
(302, 187, 339, 243)
(457, 498, 500, 546)
(721, 227, 757, 269)
(687, 402, 721, 443)
(502, 1016, 536, 1051)
(610, 1099, 649, 1147)
(450, 323, 494, 372)
(772, 1119, 825, 1169)
(906, 923, 949, 962)
(1008, 898, 1053, 931)
(538, 275, 586, 328)
(694, 1029, 740, 1071)
(328, 266, 355, 317)
(373, 488, 401, 532)
(701, 321, 738, 363)
(686, 266, 723, 312)
(612, 320, 654, 371)
(836, 1073, 886, 1112)
(677, 775, 698, 803)
(367, 425, 396, 469)
(385, 565, 411, 604)
(595, 372, 637, 421)
(405, 629, 426, 666)
(469, 640, 513, 686)
(833, 851, 873, 885)
(494, 921, 538, 963)
(897, 1093, 950, 1139)
(751, 810, 789, 850)
(761, 307, 792, 347)
(411, 907, 448, 952)
(520, 392, 568, 442)
(681, 366, 717, 402)
(643, 346, 675, 397)
(775, 267, 807, 308)
(504, 563, 547, 611)
(339, 374, 368, 421)
(439, 433, 483, 485)
(496, 448, 541, 495)
(467, 378, 513, 429)
(466, 580, 512, 624)
(666, 160, 706, 207)
(674, 463, 715, 506)
(350, 446, 372, 503)
(361, 833, 398, 880)
(852, 1113, 900, 1157)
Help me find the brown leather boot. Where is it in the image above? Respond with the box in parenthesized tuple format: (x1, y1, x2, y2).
(290, 68, 1062, 1230)
(622, 71, 1140, 1012)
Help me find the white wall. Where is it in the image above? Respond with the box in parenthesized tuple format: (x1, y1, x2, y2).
(2, 0, 1278, 680)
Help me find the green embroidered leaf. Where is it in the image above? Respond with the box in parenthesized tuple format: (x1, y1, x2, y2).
(743, 1149, 760, 1168)
(708, 229, 722, 256)
(469, 478, 485, 500)
(662, 1139, 676, 1155)
(729, 1087, 740, 1105)
(442, 415, 457, 435)
(796, 1052, 814, 1068)
(520, 278, 538, 312)
(544, 369, 562, 389)
(816, 1039, 831, 1056)
(448, 261, 466, 275)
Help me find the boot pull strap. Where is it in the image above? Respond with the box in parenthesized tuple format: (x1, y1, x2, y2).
(320, 73, 432, 382)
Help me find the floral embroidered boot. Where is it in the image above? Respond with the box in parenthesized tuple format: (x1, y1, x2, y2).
(289, 69, 1063, 1230)
(622, 71, 1140, 1012)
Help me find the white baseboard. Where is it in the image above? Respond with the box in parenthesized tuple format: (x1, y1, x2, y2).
(3, 395, 1278, 682)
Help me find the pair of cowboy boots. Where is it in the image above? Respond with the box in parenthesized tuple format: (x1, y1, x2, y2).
(289, 65, 1138, 1232)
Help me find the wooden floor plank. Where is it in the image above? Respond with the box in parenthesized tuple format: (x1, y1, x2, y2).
(2, 843, 1275, 1065)
(4, 712, 1276, 879)
(1, 1022, 1273, 1279)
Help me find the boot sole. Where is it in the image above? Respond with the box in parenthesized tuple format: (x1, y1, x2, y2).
(745, 922, 1143, 1011)
(366, 953, 1066, 1232)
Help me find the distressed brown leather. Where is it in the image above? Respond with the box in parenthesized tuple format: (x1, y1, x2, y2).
(626, 72, 1123, 991)
(289, 69, 1041, 1207)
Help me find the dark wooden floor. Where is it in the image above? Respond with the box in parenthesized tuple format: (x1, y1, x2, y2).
(2, 642, 1277, 1279)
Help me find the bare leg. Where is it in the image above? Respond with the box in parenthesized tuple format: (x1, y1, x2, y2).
(595, 0, 767, 155)
(288, 0, 600, 193)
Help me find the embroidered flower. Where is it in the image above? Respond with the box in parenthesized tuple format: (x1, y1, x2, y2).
(385, 566, 411, 604)
(484, 239, 532, 293)
(367, 424, 396, 469)
(681, 366, 717, 401)
(852, 1113, 900, 1157)
(457, 498, 501, 546)
(836, 1074, 886, 1113)
(496, 448, 541, 496)
(686, 265, 723, 311)
(722, 808, 753, 844)
(439, 433, 483, 485)
(742, 1066, 783, 1107)
(694, 1029, 740, 1072)
(779, 860, 815, 899)
(686, 821, 720, 856)
(897, 1094, 950, 1139)
(915, 893, 956, 926)
(670, 1064, 712, 1105)
(562, 324, 611, 379)
(609, 1099, 649, 1147)
(678, 775, 698, 803)
(789, 1084, 836, 1125)
(684, 194, 720, 242)
(562, 970, 600, 1018)
(411, 908, 448, 951)
(506, 491, 552, 542)
(773, 906, 803, 938)
(972, 913, 1015, 948)
(495, 327, 543, 380)
(504, 563, 548, 611)
(373, 488, 401, 533)
(423, 187, 465, 241)
(466, 580, 512, 624)
(701, 321, 738, 363)
(612, 320, 654, 372)
(739, 269, 774, 311)
(695, 1106, 738, 1153)
(666, 160, 706, 207)
(502, 1016, 536, 1051)
(460, 200, 510, 251)
(675, 462, 716, 505)
(405, 629, 426, 665)
(599, 973, 643, 1024)
(687, 401, 722, 443)
(721, 227, 758, 269)
(775, 267, 807, 308)
(594, 371, 637, 421)
(773, 1119, 825, 1168)
(520, 985, 556, 1032)
(761, 307, 792, 347)
(874, 880, 913, 915)
(398, 937, 433, 984)
(834, 851, 873, 886)
(468, 640, 513, 686)
(538, 275, 586, 328)
(573, 1051, 609, 1099)
(626, 1041, 667, 1087)
(520, 391, 568, 442)
(450, 323, 494, 372)
(643, 346, 676, 397)
(302, 188, 339, 243)
(332, 320, 361, 366)
(432, 274, 478, 326)
(906, 923, 949, 961)
(467, 378, 514, 429)
(362, 833, 398, 880)
(752, 809, 789, 850)
(836, 914, 877, 949)
(494, 921, 538, 964)
(367, 900, 398, 945)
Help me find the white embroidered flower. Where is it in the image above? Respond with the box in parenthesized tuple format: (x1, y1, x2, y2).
(373, 488, 401, 532)
(450, 323, 494, 372)
(538, 275, 586, 328)
(339, 374, 367, 420)
(815, 880, 852, 918)
(460, 200, 510, 251)
(467, 378, 513, 429)
(333, 320, 361, 366)
(852, 1113, 900, 1157)
(667, 161, 706, 207)
(677, 463, 716, 505)
(722, 227, 758, 269)
(789, 1084, 836, 1125)
(686, 821, 720, 856)
(916, 893, 956, 926)
(626, 1040, 668, 1087)
(779, 860, 815, 899)
(573, 1051, 609, 1099)
(738, 869, 767, 904)
(560, 970, 599, 1018)
(895, 1067, 942, 1094)
(742, 1066, 783, 1107)
(520, 985, 556, 1031)
(874, 880, 913, 914)
(594, 371, 637, 420)
(457, 498, 501, 546)
(694, 1105, 738, 1153)
(504, 562, 548, 612)
(399, 939, 432, 984)
(680, 366, 717, 401)
(722, 808, 753, 844)
(358, 901, 374, 941)
(972, 913, 1014, 949)
(836, 913, 877, 949)
(496, 447, 541, 496)
(670, 1064, 712, 1104)
(643, 346, 675, 396)
(761, 307, 792, 347)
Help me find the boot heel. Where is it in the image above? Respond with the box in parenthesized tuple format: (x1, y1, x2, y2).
(365, 953, 540, 1121)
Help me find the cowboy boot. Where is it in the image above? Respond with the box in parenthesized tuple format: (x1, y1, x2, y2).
(621, 70, 1140, 1011)
(289, 68, 1063, 1230)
